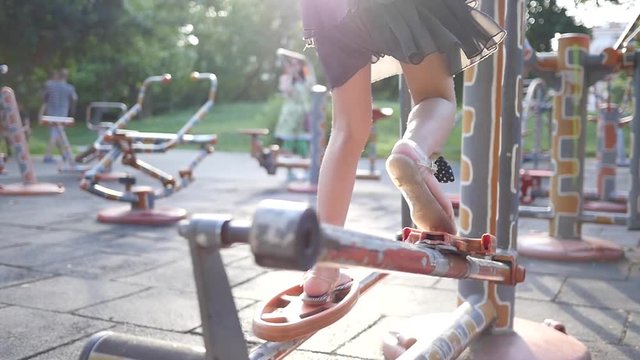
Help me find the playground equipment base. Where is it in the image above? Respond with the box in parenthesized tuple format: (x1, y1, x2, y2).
(583, 200, 627, 213)
(383, 315, 590, 360)
(287, 181, 318, 194)
(97, 206, 187, 225)
(0, 182, 64, 195)
(356, 169, 381, 181)
(518, 232, 624, 261)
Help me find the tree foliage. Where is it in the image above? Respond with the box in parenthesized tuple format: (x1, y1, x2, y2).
(0, 0, 303, 117)
(526, 0, 591, 52)
(0, 0, 627, 117)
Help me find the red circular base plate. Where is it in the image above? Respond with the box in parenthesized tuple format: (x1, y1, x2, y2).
(97, 206, 187, 225)
(253, 282, 359, 342)
(519, 232, 624, 261)
(583, 200, 627, 213)
(383, 316, 590, 360)
(0, 182, 65, 195)
(287, 181, 318, 194)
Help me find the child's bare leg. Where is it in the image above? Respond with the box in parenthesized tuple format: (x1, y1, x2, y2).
(391, 54, 458, 233)
(304, 65, 373, 297)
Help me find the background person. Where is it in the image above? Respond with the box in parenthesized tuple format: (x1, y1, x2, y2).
(41, 68, 77, 163)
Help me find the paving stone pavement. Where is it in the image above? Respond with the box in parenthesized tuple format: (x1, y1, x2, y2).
(0, 151, 639, 359)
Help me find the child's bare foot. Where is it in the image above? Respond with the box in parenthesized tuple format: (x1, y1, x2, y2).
(302, 266, 353, 304)
(386, 139, 456, 234)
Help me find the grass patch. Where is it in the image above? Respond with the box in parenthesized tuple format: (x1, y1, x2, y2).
(14, 99, 609, 161)
(20, 101, 279, 155)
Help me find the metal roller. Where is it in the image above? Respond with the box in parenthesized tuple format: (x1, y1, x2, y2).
(78, 331, 205, 360)
(250, 199, 322, 271)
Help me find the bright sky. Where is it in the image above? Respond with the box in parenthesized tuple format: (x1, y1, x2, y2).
(557, 0, 639, 28)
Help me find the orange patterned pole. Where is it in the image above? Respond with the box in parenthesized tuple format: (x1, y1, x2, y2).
(549, 34, 589, 239)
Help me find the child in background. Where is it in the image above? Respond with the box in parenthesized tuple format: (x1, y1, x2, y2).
(274, 57, 312, 157)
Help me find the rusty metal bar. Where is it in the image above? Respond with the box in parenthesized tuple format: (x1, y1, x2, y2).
(318, 225, 517, 284)
(248, 200, 524, 285)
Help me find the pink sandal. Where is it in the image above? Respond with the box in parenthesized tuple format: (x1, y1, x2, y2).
(386, 139, 457, 234)
(301, 270, 354, 304)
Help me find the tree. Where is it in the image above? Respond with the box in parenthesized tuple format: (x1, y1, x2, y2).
(526, 0, 591, 52)
(188, 0, 304, 101)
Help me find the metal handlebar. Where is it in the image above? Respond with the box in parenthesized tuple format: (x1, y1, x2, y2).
(190, 71, 218, 102)
(85, 102, 128, 132)
(136, 73, 172, 106)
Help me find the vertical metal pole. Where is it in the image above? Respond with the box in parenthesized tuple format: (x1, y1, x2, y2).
(494, 0, 525, 332)
(533, 84, 545, 168)
(596, 106, 619, 200)
(459, 0, 507, 331)
(308, 85, 327, 188)
(549, 34, 589, 239)
(629, 51, 640, 229)
(0, 87, 36, 184)
(399, 76, 413, 228)
(183, 218, 249, 360)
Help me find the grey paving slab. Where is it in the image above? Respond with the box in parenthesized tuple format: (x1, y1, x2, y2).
(433, 274, 564, 301)
(627, 250, 640, 265)
(631, 264, 640, 279)
(556, 277, 640, 311)
(515, 298, 628, 343)
(1, 152, 639, 360)
(298, 298, 382, 353)
(0, 240, 99, 269)
(116, 259, 198, 292)
(76, 287, 208, 332)
(623, 311, 640, 347)
(0, 275, 145, 312)
(595, 226, 640, 248)
(0, 306, 111, 360)
(0, 224, 36, 249)
(117, 257, 266, 293)
(430, 275, 566, 302)
(0, 264, 52, 289)
(337, 315, 404, 360)
(356, 283, 459, 318)
(517, 256, 630, 280)
(109, 324, 206, 347)
(0, 226, 108, 247)
(236, 300, 272, 344)
(515, 274, 566, 301)
(190, 297, 258, 342)
(92, 231, 189, 256)
(40, 250, 174, 280)
(584, 341, 640, 360)
(0, 196, 104, 229)
(231, 269, 304, 301)
(26, 338, 90, 360)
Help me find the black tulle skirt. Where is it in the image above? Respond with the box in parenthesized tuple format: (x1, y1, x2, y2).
(303, 0, 506, 88)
